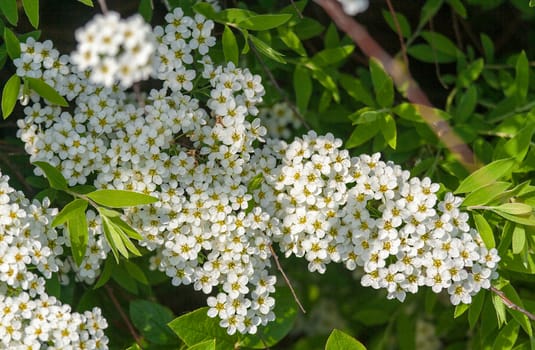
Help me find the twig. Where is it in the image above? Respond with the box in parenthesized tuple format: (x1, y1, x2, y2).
(269, 244, 307, 314)
(385, 0, 408, 70)
(429, 19, 448, 89)
(451, 8, 463, 51)
(104, 284, 143, 346)
(314, 0, 478, 172)
(248, 39, 312, 130)
(491, 286, 535, 321)
(0, 153, 35, 197)
(97, 0, 109, 14)
(289, 0, 304, 19)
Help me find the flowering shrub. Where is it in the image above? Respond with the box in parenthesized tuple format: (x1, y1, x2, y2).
(1, 0, 535, 349)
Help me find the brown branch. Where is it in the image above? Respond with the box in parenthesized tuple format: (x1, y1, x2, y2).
(97, 0, 109, 14)
(385, 0, 409, 70)
(491, 286, 535, 321)
(269, 244, 307, 314)
(314, 0, 478, 172)
(104, 284, 143, 346)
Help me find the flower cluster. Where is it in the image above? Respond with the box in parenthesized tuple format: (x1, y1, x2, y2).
(252, 132, 500, 304)
(13, 3, 499, 338)
(71, 12, 155, 88)
(259, 102, 303, 140)
(17, 9, 277, 335)
(0, 172, 109, 348)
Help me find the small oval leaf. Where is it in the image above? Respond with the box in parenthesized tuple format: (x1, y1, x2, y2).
(325, 329, 367, 350)
(26, 77, 68, 107)
(2, 74, 20, 119)
(33, 161, 68, 190)
(87, 189, 158, 208)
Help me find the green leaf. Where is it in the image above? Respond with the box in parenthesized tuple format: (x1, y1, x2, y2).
(0, 0, 18, 26)
(457, 56, 486, 82)
(493, 211, 535, 226)
(22, 0, 39, 28)
(392, 103, 427, 123)
(130, 300, 177, 345)
(237, 14, 292, 31)
(382, 10, 411, 38)
(68, 211, 89, 266)
(454, 158, 516, 194)
(311, 45, 354, 67)
(87, 189, 158, 208)
(369, 58, 394, 108)
(293, 65, 312, 112)
(473, 214, 496, 249)
(462, 181, 511, 207)
(346, 121, 379, 149)
(495, 124, 535, 162)
(511, 225, 526, 255)
(107, 215, 143, 240)
(446, 0, 467, 18)
(102, 216, 127, 262)
(278, 27, 306, 56)
(238, 287, 298, 348)
(407, 44, 458, 63)
(123, 260, 148, 285)
(493, 203, 532, 216)
(25, 77, 68, 106)
(51, 199, 88, 228)
(70, 184, 97, 194)
(217, 8, 256, 25)
(493, 320, 519, 350)
(324, 22, 340, 48)
(77, 0, 94, 6)
(94, 257, 115, 289)
(480, 33, 494, 63)
(454, 303, 469, 318)
(112, 263, 138, 294)
(418, 0, 444, 28)
(33, 161, 68, 190)
(293, 17, 324, 39)
(514, 51, 529, 102)
(168, 307, 240, 350)
(421, 31, 464, 60)
(468, 291, 485, 329)
(222, 25, 239, 65)
(138, 0, 153, 22)
(189, 340, 216, 350)
(456, 85, 477, 122)
(531, 0, 535, 6)
(119, 231, 142, 257)
(325, 329, 366, 350)
(192, 2, 217, 19)
(501, 284, 533, 337)
(307, 64, 339, 102)
(2, 74, 20, 119)
(249, 34, 285, 64)
(4, 27, 20, 59)
(380, 114, 396, 149)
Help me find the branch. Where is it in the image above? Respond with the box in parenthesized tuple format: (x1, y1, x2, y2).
(97, 0, 109, 14)
(269, 244, 307, 314)
(491, 286, 535, 321)
(314, 0, 478, 172)
(105, 284, 143, 346)
(385, 0, 408, 70)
